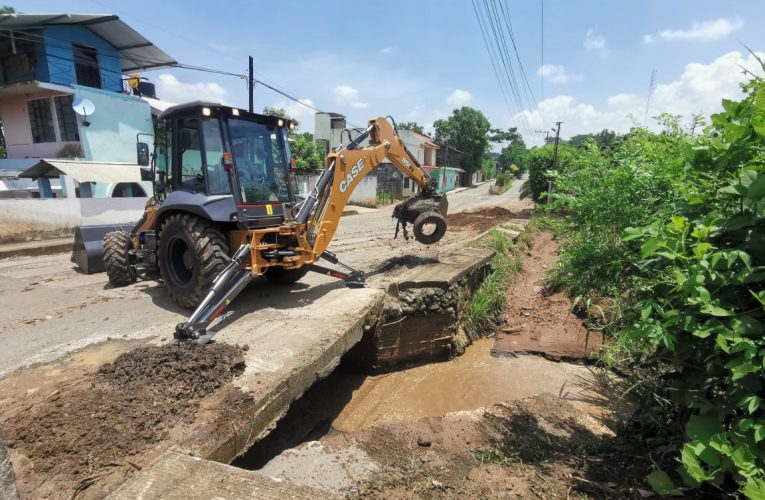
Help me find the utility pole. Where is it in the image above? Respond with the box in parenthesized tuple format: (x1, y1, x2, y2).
(548, 121, 562, 206)
(248, 56, 254, 113)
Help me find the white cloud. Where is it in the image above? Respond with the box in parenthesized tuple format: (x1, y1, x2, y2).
(658, 18, 743, 41)
(446, 89, 473, 106)
(583, 29, 610, 56)
(641, 34, 654, 44)
(332, 84, 368, 109)
(379, 45, 399, 54)
(537, 64, 580, 83)
(265, 98, 317, 130)
(155, 74, 228, 105)
(513, 51, 764, 146)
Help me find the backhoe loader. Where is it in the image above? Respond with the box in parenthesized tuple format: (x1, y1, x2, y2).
(101, 102, 447, 342)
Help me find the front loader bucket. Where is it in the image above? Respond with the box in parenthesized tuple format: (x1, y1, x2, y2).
(71, 223, 133, 274)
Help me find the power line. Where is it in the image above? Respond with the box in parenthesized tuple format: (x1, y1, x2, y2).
(471, 0, 533, 137)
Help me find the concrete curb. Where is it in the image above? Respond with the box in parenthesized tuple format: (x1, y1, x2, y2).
(0, 237, 73, 259)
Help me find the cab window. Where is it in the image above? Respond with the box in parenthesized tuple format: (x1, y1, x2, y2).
(178, 118, 204, 191)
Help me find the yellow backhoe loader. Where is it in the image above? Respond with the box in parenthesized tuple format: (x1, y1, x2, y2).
(100, 102, 447, 342)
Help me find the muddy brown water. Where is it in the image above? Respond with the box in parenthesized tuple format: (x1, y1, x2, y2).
(331, 338, 602, 433)
(237, 338, 608, 470)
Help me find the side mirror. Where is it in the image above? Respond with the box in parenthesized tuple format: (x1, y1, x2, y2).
(136, 142, 150, 166)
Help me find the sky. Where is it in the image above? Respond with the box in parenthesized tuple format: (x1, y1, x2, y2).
(16, 0, 765, 146)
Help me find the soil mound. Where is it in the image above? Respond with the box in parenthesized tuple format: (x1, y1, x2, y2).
(2, 343, 244, 499)
(447, 207, 516, 233)
(98, 342, 245, 400)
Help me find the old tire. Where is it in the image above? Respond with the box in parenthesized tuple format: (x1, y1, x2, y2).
(263, 267, 308, 285)
(413, 211, 447, 245)
(159, 214, 229, 308)
(103, 231, 136, 287)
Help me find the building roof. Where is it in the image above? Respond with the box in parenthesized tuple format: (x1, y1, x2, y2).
(0, 13, 176, 71)
(19, 159, 143, 183)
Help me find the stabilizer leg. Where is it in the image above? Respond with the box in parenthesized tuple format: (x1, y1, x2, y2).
(173, 243, 255, 343)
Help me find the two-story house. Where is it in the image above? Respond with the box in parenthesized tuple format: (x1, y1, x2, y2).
(0, 13, 175, 198)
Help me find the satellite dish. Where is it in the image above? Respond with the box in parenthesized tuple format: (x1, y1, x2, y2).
(72, 97, 95, 116)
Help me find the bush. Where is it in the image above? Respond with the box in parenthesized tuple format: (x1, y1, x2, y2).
(622, 71, 765, 497)
(521, 144, 580, 203)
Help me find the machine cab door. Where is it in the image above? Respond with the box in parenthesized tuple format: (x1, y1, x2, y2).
(223, 115, 294, 228)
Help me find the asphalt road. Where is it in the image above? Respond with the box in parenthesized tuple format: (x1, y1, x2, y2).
(0, 180, 530, 377)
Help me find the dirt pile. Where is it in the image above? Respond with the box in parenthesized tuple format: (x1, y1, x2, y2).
(447, 207, 516, 233)
(1, 343, 244, 499)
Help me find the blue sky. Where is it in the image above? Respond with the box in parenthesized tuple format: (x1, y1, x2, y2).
(18, 0, 765, 144)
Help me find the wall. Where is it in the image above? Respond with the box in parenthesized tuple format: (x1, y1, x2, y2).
(295, 172, 376, 206)
(0, 90, 79, 158)
(0, 197, 147, 226)
(75, 85, 154, 163)
(43, 26, 123, 93)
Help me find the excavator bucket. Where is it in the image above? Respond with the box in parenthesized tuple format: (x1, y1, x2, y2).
(71, 223, 133, 274)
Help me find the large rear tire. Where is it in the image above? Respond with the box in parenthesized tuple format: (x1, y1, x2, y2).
(413, 211, 447, 245)
(103, 231, 136, 287)
(158, 214, 229, 308)
(263, 267, 308, 285)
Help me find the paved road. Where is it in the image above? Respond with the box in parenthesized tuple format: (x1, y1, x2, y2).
(0, 181, 530, 376)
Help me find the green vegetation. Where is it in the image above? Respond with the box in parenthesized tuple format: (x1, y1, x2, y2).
(536, 56, 765, 497)
(464, 230, 520, 340)
(434, 107, 491, 174)
(494, 172, 513, 194)
(398, 121, 424, 134)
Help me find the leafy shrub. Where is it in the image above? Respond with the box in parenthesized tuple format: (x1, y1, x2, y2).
(520, 144, 580, 203)
(623, 67, 765, 496)
(547, 127, 687, 299)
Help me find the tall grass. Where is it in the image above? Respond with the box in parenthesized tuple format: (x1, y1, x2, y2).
(464, 230, 520, 339)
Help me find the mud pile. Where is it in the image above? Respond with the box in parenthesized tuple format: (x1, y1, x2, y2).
(447, 207, 516, 233)
(2, 343, 244, 499)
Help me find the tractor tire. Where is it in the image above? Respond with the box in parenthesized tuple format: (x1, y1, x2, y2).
(263, 266, 308, 285)
(158, 214, 229, 308)
(103, 230, 136, 287)
(413, 211, 447, 245)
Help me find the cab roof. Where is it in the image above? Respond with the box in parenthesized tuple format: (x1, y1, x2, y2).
(158, 101, 295, 128)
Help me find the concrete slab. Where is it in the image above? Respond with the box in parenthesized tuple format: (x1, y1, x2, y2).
(108, 448, 341, 500)
(175, 285, 387, 464)
(0, 237, 73, 259)
(392, 247, 494, 290)
(259, 441, 379, 493)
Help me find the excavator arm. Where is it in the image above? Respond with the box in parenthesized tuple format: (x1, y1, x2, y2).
(296, 117, 447, 256)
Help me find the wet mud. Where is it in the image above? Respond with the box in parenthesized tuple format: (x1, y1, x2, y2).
(1, 342, 245, 499)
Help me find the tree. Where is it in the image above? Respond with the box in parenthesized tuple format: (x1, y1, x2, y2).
(568, 129, 619, 150)
(433, 107, 491, 173)
(290, 132, 325, 173)
(492, 127, 527, 173)
(262, 106, 291, 119)
(260, 107, 323, 172)
(0, 6, 15, 14)
(398, 122, 424, 134)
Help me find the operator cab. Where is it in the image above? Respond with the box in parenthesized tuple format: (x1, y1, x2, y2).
(147, 102, 298, 229)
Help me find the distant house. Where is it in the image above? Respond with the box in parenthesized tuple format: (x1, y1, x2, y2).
(313, 112, 464, 201)
(0, 13, 176, 198)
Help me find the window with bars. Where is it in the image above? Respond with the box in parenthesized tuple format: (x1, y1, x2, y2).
(54, 95, 79, 142)
(27, 98, 56, 143)
(72, 44, 102, 89)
